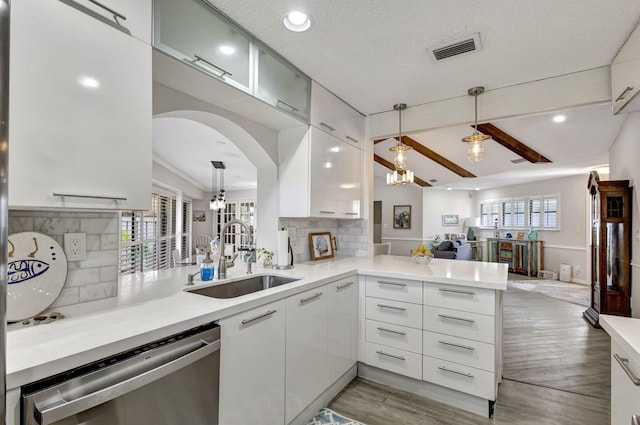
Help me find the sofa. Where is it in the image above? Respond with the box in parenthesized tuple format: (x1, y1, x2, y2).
(433, 238, 472, 260)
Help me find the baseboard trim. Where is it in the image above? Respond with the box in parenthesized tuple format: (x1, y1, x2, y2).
(357, 363, 493, 418)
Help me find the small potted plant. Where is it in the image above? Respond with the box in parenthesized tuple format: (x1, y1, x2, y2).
(256, 248, 274, 268)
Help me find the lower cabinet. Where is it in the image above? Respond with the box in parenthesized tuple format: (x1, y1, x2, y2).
(611, 339, 640, 425)
(219, 275, 358, 425)
(286, 286, 329, 423)
(218, 300, 286, 425)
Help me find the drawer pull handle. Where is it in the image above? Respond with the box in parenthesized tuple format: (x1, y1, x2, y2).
(241, 309, 276, 325)
(277, 99, 300, 113)
(438, 314, 475, 323)
(438, 340, 475, 351)
(377, 327, 406, 336)
(438, 288, 476, 296)
(53, 192, 127, 201)
(336, 281, 354, 290)
(344, 212, 359, 215)
(320, 122, 336, 132)
(193, 54, 232, 78)
(614, 353, 640, 386)
(377, 304, 407, 312)
(377, 280, 407, 287)
(345, 135, 359, 144)
(300, 292, 323, 304)
(616, 86, 634, 102)
(376, 350, 405, 361)
(319, 211, 336, 214)
(438, 366, 474, 379)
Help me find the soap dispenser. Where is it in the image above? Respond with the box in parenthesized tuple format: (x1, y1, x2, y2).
(201, 251, 215, 281)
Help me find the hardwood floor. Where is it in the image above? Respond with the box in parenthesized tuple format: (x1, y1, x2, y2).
(329, 286, 611, 424)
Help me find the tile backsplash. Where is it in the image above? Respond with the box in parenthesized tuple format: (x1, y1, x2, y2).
(9, 210, 119, 310)
(278, 218, 368, 263)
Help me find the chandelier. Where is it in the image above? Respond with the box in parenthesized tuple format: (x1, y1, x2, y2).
(462, 86, 491, 164)
(387, 103, 414, 186)
(209, 161, 226, 211)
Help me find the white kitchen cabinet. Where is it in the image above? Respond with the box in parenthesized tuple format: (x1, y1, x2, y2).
(278, 126, 362, 218)
(327, 276, 358, 384)
(611, 339, 640, 425)
(9, 0, 151, 210)
(310, 81, 365, 148)
(611, 22, 640, 114)
(218, 300, 286, 425)
(257, 44, 311, 121)
(286, 286, 328, 423)
(153, 0, 252, 92)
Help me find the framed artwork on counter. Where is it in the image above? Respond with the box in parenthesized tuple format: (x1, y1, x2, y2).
(309, 232, 334, 260)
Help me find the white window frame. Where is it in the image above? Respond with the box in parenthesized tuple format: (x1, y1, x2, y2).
(481, 194, 560, 231)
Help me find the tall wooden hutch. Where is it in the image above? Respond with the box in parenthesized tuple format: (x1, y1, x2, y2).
(583, 171, 632, 327)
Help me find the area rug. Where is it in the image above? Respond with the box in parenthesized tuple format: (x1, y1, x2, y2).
(508, 279, 590, 307)
(307, 408, 366, 425)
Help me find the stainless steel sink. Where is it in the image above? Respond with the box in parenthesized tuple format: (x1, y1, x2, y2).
(187, 274, 301, 299)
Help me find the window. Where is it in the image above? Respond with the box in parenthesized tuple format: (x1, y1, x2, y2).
(480, 201, 499, 227)
(120, 193, 192, 274)
(501, 199, 526, 228)
(482, 194, 559, 230)
(216, 199, 255, 258)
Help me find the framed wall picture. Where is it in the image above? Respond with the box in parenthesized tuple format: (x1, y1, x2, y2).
(393, 205, 412, 229)
(309, 232, 334, 260)
(193, 210, 206, 222)
(442, 214, 459, 226)
(516, 231, 526, 240)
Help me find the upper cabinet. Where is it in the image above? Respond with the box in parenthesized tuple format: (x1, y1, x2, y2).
(279, 126, 362, 219)
(153, 0, 310, 122)
(9, 0, 152, 210)
(311, 81, 365, 147)
(153, 0, 252, 92)
(611, 22, 640, 114)
(256, 43, 310, 120)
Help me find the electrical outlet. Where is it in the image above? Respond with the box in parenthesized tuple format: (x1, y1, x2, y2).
(64, 232, 87, 261)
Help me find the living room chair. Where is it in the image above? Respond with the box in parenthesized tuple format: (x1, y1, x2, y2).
(373, 242, 391, 255)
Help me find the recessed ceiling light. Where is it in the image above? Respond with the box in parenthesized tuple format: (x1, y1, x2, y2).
(283, 11, 311, 32)
(218, 45, 236, 55)
(446, 187, 452, 191)
(78, 76, 100, 89)
(475, 188, 480, 191)
(553, 114, 566, 123)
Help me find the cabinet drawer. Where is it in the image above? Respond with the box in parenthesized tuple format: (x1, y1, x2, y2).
(366, 276, 422, 304)
(423, 306, 495, 344)
(365, 342, 422, 380)
(423, 283, 495, 316)
(366, 319, 422, 354)
(423, 331, 495, 372)
(366, 297, 422, 329)
(611, 340, 640, 417)
(423, 356, 496, 400)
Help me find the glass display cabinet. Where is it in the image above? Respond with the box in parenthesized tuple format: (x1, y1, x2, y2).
(583, 171, 632, 327)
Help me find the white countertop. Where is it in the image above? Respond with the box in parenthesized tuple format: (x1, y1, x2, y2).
(600, 314, 640, 363)
(7, 255, 507, 390)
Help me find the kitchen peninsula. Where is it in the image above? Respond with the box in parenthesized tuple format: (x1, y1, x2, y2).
(6, 256, 507, 425)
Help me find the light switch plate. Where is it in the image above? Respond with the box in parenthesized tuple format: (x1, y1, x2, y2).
(64, 232, 87, 261)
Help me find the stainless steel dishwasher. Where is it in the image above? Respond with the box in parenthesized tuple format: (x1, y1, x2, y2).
(21, 322, 220, 425)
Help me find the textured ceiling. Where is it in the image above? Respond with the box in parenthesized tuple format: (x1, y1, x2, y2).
(207, 0, 640, 115)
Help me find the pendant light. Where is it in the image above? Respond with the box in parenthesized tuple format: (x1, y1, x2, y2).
(462, 86, 491, 164)
(386, 103, 414, 186)
(209, 161, 226, 211)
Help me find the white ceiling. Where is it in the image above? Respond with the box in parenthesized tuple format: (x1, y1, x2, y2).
(154, 1, 640, 191)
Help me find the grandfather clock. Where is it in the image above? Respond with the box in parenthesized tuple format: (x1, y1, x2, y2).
(583, 171, 632, 328)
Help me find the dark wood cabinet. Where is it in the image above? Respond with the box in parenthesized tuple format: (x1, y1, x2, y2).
(583, 171, 632, 327)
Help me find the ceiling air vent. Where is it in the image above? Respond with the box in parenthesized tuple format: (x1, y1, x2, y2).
(429, 33, 482, 62)
(428, 179, 438, 183)
(511, 158, 527, 164)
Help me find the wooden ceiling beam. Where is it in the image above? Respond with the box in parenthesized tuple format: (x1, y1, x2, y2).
(475, 123, 552, 163)
(400, 136, 476, 178)
(373, 154, 431, 187)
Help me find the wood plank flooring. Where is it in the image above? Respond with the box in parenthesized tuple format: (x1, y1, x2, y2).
(329, 286, 611, 424)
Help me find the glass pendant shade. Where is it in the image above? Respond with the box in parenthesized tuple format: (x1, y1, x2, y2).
(462, 87, 491, 164)
(386, 103, 415, 186)
(209, 161, 226, 210)
(390, 144, 411, 170)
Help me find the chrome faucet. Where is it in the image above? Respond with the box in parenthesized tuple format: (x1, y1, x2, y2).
(218, 219, 253, 279)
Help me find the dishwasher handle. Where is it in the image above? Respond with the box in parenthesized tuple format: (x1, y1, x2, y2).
(34, 337, 221, 425)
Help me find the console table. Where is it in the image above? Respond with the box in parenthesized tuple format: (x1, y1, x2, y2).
(487, 238, 543, 276)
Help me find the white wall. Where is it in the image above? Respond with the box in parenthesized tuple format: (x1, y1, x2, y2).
(423, 190, 474, 239)
(609, 111, 640, 317)
(374, 176, 423, 255)
(475, 174, 589, 283)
